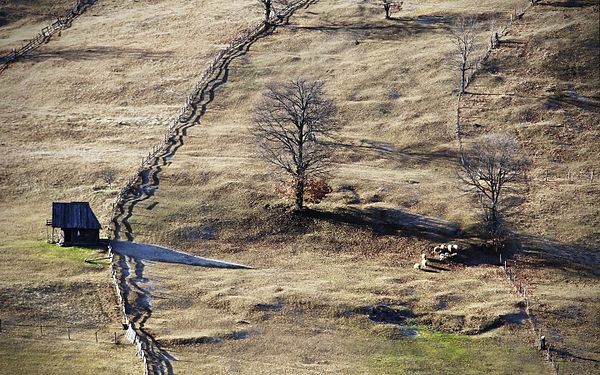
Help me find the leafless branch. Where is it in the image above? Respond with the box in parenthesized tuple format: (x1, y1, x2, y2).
(459, 134, 530, 242)
(252, 79, 338, 210)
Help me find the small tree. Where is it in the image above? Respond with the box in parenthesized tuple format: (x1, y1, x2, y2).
(448, 17, 477, 95)
(253, 79, 337, 211)
(100, 168, 117, 189)
(381, 0, 403, 19)
(459, 134, 530, 245)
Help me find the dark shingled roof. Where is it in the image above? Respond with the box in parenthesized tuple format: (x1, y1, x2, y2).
(51, 202, 101, 229)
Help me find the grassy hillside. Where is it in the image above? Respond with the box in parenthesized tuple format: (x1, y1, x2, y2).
(0, 0, 260, 373)
(123, 0, 597, 374)
(0, 0, 598, 373)
(0, 0, 73, 48)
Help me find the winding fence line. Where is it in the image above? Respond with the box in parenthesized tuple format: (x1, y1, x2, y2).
(456, 0, 536, 146)
(500, 258, 561, 374)
(464, 1, 537, 91)
(0, 0, 95, 75)
(106, 1, 318, 374)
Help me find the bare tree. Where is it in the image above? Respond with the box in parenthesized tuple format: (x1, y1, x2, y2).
(381, 0, 403, 19)
(459, 134, 530, 244)
(99, 168, 117, 189)
(253, 79, 337, 211)
(449, 17, 478, 95)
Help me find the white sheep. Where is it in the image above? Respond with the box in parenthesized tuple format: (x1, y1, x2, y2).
(420, 253, 428, 268)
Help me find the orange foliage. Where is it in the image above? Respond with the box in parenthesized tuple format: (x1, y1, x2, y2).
(275, 176, 332, 204)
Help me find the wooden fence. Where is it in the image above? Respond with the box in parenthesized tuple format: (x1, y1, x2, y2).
(0, 319, 125, 345)
(500, 255, 561, 374)
(107, 245, 149, 375)
(464, 0, 537, 90)
(106, 0, 315, 241)
(0, 0, 95, 75)
(105, 2, 316, 374)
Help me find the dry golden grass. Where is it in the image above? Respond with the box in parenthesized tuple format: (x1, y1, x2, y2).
(0, 0, 74, 51)
(119, 0, 596, 373)
(0, 0, 598, 373)
(0, 0, 261, 372)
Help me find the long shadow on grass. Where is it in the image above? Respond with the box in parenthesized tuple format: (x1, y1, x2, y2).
(330, 138, 461, 167)
(512, 233, 600, 277)
(304, 206, 461, 242)
(17, 47, 171, 62)
(287, 20, 443, 41)
(539, 0, 599, 8)
(465, 90, 600, 111)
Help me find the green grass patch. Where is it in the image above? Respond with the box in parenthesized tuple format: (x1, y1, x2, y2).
(368, 327, 547, 374)
(10, 241, 107, 269)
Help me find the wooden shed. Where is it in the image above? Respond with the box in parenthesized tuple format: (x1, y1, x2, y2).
(47, 202, 101, 246)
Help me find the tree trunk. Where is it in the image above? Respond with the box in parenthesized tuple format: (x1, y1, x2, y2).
(460, 63, 466, 94)
(456, 93, 463, 150)
(294, 177, 305, 211)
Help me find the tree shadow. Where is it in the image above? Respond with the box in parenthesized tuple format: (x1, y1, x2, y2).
(286, 20, 440, 41)
(17, 46, 171, 62)
(539, 0, 599, 8)
(304, 206, 461, 242)
(514, 233, 600, 277)
(465, 90, 600, 111)
(331, 138, 461, 167)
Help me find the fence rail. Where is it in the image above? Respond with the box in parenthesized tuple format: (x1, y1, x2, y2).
(0, 320, 126, 345)
(464, 1, 536, 90)
(500, 256, 561, 374)
(105, 2, 316, 373)
(0, 0, 95, 75)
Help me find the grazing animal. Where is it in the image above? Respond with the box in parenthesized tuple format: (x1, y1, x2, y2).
(420, 253, 428, 268)
(433, 244, 459, 254)
(413, 262, 421, 270)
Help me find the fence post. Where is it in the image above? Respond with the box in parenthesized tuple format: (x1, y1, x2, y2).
(591, 170, 594, 183)
(539, 335, 546, 350)
(67, 328, 71, 340)
(114, 332, 117, 344)
(40, 324, 43, 337)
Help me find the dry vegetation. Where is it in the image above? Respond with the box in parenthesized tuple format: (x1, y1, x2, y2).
(0, 0, 598, 373)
